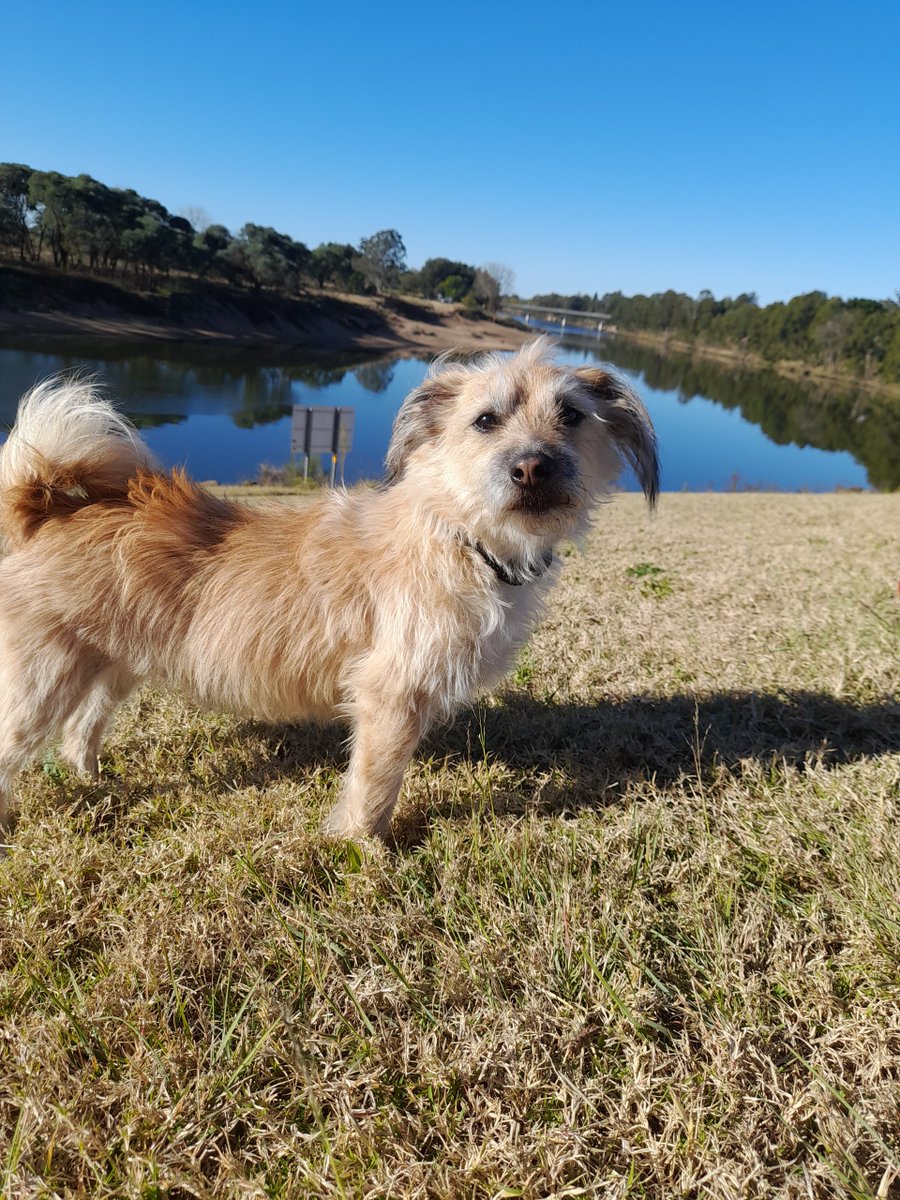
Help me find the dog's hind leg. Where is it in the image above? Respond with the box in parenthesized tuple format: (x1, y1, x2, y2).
(0, 638, 109, 837)
(58, 667, 136, 778)
(322, 683, 433, 840)
(0, 717, 52, 839)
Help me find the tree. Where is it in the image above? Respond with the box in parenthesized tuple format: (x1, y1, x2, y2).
(438, 273, 470, 302)
(814, 307, 854, 367)
(418, 256, 475, 298)
(355, 229, 406, 293)
(482, 261, 515, 299)
(104, 188, 150, 276)
(194, 223, 232, 277)
(28, 171, 78, 269)
(115, 196, 195, 277)
(229, 224, 310, 293)
(310, 242, 357, 289)
(215, 235, 252, 287)
(0, 163, 34, 261)
(472, 263, 516, 313)
(119, 209, 172, 276)
(181, 205, 211, 233)
(473, 267, 500, 313)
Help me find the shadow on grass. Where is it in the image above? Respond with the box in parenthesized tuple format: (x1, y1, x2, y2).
(240, 687, 899, 823)
(407, 688, 899, 829)
(443, 688, 900, 778)
(48, 688, 899, 842)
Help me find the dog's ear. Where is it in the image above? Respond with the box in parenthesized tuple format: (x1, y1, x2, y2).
(384, 368, 464, 484)
(573, 366, 660, 506)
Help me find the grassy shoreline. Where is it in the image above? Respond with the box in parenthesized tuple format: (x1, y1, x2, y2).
(1, 492, 898, 1197)
(608, 328, 900, 401)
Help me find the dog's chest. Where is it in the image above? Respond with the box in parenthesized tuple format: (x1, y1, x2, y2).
(475, 579, 548, 691)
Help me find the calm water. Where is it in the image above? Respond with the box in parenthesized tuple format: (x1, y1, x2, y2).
(1, 332, 897, 491)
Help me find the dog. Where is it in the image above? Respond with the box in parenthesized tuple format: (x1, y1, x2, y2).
(0, 338, 658, 840)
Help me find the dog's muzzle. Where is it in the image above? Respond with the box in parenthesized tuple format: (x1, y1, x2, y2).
(508, 451, 573, 513)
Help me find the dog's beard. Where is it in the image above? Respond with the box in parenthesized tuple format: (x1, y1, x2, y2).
(507, 486, 574, 515)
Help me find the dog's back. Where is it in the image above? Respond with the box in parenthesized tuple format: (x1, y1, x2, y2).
(0, 380, 361, 830)
(0, 382, 357, 717)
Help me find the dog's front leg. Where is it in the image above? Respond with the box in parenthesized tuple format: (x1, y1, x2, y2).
(323, 687, 431, 840)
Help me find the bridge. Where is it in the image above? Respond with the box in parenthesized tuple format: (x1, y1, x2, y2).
(503, 302, 612, 331)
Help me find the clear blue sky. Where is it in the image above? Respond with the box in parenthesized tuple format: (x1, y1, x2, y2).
(4, 0, 898, 303)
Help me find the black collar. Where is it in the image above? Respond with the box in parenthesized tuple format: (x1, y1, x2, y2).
(466, 538, 553, 587)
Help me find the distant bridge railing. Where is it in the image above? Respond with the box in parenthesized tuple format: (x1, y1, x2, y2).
(504, 302, 612, 330)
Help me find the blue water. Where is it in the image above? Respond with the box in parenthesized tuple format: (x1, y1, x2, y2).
(553, 341, 871, 492)
(0, 334, 891, 491)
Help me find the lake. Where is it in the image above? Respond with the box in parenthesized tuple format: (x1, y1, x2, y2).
(1, 331, 897, 491)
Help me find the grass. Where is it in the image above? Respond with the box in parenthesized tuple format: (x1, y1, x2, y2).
(1, 492, 898, 1198)
(624, 563, 674, 599)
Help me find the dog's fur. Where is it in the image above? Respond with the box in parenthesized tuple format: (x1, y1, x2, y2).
(0, 339, 658, 839)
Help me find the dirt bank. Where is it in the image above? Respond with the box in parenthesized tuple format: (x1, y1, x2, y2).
(0, 265, 531, 354)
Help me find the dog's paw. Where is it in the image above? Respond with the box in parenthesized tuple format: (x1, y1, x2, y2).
(57, 748, 101, 780)
(321, 801, 391, 843)
(0, 795, 18, 851)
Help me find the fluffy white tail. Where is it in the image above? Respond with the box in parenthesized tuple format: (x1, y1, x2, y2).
(0, 375, 157, 549)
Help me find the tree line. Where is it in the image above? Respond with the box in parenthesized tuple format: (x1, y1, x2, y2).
(0, 163, 511, 311)
(526, 289, 900, 385)
(3, 162, 897, 385)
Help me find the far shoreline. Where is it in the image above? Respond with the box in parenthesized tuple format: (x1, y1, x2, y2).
(605, 327, 900, 402)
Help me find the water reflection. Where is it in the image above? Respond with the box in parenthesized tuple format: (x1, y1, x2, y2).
(353, 360, 396, 394)
(591, 336, 900, 492)
(0, 334, 896, 489)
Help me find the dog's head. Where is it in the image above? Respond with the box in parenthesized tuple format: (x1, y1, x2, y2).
(385, 338, 658, 552)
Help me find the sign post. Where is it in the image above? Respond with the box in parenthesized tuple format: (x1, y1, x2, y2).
(291, 406, 355, 485)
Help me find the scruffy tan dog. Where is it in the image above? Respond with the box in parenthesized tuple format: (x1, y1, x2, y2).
(0, 339, 658, 840)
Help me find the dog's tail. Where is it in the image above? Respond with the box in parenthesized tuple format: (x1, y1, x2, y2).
(0, 375, 158, 550)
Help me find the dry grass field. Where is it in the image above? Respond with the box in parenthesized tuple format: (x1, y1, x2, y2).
(1, 492, 898, 1199)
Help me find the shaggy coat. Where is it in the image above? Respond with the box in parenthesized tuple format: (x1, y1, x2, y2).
(0, 340, 658, 838)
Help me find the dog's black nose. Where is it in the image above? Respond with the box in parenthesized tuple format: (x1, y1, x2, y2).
(510, 453, 555, 488)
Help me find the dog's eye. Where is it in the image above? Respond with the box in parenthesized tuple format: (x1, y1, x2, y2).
(560, 405, 585, 427)
(474, 412, 501, 432)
